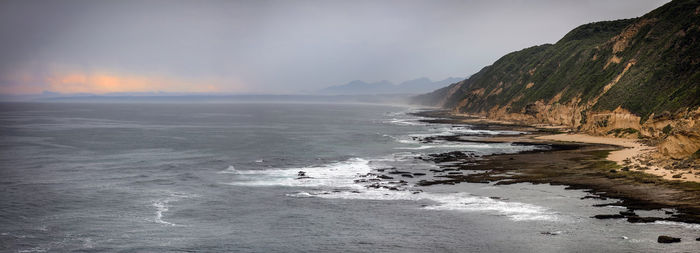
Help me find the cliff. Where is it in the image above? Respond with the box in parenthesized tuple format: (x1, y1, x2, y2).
(413, 0, 700, 159)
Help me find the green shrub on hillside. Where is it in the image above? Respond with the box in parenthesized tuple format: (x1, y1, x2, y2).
(412, 0, 700, 122)
(663, 124, 673, 135)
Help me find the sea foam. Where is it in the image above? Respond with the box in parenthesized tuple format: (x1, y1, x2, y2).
(288, 189, 560, 222)
(226, 158, 371, 189)
(653, 220, 700, 230)
(229, 151, 559, 222)
(396, 142, 547, 155)
(152, 192, 196, 226)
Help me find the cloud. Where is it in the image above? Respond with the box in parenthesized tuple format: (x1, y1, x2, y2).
(0, 69, 242, 94)
(0, 0, 670, 95)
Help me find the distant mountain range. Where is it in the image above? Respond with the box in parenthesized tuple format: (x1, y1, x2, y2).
(319, 77, 463, 95)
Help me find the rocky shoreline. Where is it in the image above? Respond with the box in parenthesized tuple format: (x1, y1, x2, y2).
(407, 110, 700, 224)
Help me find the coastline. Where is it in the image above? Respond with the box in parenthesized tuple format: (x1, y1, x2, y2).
(536, 133, 700, 183)
(412, 109, 700, 224)
(419, 109, 700, 183)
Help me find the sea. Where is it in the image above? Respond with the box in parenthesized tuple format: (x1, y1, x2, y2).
(0, 102, 698, 252)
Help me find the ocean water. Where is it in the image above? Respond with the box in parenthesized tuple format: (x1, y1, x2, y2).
(0, 102, 698, 252)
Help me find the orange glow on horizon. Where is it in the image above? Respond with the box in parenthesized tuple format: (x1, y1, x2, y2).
(45, 72, 226, 94)
(0, 70, 246, 95)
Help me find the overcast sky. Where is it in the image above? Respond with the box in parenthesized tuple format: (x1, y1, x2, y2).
(0, 0, 669, 95)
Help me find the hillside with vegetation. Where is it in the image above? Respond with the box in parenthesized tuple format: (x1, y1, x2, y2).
(414, 0, 700, 159)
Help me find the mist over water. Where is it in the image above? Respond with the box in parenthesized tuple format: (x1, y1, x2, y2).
(1, 102, 698, 252)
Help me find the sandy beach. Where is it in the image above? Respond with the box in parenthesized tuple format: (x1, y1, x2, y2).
(419, 111, 700, 183)
(536, 133, 700, 183)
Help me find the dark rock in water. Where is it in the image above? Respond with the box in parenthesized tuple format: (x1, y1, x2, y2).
(657, 235, 681, 243)
(627, 216, 661, 223)
(388, 170, 411, 175)
(388, 187, 399, 191)
(297, 171, 306, 177)
(367, 183, 381, 189)
(665, 211, 674, 214)
(377, 175, 394, 180)
(297, 176, 313, 179)
(581, 195, 607, 200)
(376, 168, 386, 172)
(351, 190, 361, 193)
(696, 237, 700, 241)
(401, 174, 414, 178)
(494, 180, 517, 185)
(413, 173, 426, 176)
(593, 214, 625, 219)
(593, 202, 624, 207)
(424, 151, 475, 163)
(540, 231, 562, 236)
(619, 210, 636, 216)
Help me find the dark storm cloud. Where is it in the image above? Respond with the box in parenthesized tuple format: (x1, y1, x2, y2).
(0, 0, 669, 94)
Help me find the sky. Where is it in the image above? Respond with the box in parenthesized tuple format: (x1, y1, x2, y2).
(0, 0, 670, 95)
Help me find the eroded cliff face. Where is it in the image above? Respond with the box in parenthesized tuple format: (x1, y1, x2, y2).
(454, 98, 700, 159)
(651, 108, 700, 159)
(583, 107, 700, 160)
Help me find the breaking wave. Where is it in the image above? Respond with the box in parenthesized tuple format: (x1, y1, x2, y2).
(226, 156, 559, 222)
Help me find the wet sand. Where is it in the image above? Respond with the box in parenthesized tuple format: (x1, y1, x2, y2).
(537, 133, 700, 183)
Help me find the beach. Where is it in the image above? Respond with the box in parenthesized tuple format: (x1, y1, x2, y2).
(537, 133, 700, 183)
